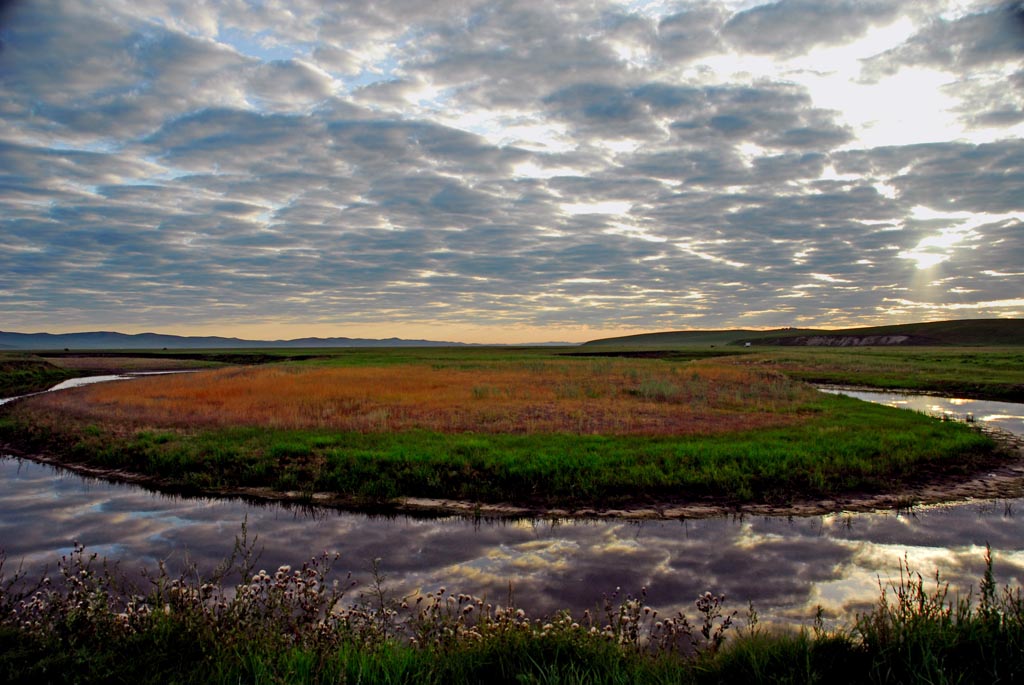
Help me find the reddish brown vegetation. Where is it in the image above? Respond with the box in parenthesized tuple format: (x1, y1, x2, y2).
(26, 361, 818, 436)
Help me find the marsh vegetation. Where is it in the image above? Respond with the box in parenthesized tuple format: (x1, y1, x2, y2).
(0, 352, 998, 510)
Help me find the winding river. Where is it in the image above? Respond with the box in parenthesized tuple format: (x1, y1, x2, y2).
(2, 379, 1023, 626)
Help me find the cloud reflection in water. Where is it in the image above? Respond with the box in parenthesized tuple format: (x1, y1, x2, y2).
(1, 455, 1023, 626)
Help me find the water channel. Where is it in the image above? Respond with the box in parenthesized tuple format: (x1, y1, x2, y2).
(2, 379, 1023, 626)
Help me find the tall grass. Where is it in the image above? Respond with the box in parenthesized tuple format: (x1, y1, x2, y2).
(24, 361, 814, 436)
(1, 536, 1022, 684)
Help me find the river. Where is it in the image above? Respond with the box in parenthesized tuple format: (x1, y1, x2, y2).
(2, 380, 1023, 626)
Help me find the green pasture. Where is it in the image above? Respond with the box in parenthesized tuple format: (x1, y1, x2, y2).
(738, 347, 1024, 401)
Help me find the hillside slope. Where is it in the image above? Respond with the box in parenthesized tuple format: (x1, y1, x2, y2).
(583, 319, 1024, 347)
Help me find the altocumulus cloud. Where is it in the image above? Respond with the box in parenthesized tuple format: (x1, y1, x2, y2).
(0, 0, 1021, 342)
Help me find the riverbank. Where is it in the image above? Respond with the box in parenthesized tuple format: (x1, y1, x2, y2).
(1, 420, 1019, 520)
(0, 358, 76, 397)
(0, 353, 223, 399)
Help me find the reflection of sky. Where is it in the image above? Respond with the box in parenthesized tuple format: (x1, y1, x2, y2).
(821, 389, 1024, 435)
(1, 389, 1023, 626)
(2, 455, 1023, 626)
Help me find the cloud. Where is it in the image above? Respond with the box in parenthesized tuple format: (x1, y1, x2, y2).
(0, 0, 1021, 339)
(864, 2, 1024, 76)
(655, 4, 728, 63)
(723, 0, 903, 57)
(859, 3, 1024, 133)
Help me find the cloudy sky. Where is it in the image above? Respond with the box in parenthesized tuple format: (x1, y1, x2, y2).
(1, 0, 1021, 343)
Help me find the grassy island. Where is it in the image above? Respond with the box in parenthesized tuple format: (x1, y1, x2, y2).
(0, 350, 999, 511)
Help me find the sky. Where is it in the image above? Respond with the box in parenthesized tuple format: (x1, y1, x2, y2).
(1, 0, 1022, 344)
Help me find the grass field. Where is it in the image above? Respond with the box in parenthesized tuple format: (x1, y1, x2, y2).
(0, 353, 997, 508)
(726, 347, 1024, 401)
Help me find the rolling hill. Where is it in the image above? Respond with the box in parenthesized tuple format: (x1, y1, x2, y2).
(582, 319, 1024, 347)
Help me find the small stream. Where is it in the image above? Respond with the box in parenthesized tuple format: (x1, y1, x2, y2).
(2, 380, 1023, 625)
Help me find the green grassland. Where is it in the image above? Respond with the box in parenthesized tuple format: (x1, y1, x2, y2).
(731, 347, 1024, 401)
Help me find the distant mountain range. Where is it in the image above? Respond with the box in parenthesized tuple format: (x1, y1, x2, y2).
(0, 330, 479, 350)
(3, 319, 1020, 351)
(582, 319, 1024, 347)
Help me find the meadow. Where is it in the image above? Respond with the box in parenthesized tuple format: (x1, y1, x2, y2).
(728, 347, 1024, 402)
(0, 352, 998, 509)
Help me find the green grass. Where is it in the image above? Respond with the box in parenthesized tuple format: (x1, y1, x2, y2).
(0, 391, 995, 508)
(0, 356, 76, 397)
(740, 347, 1024, 401)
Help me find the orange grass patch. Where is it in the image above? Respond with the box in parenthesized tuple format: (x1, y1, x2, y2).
(30, 361, 818, 436)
